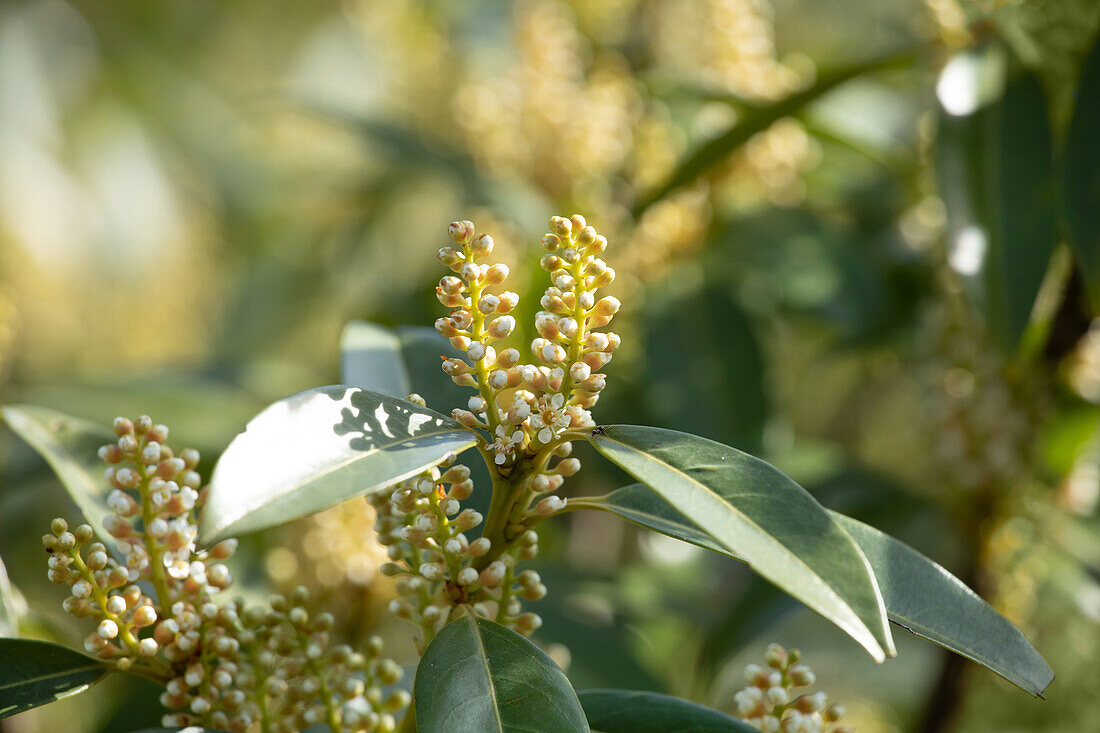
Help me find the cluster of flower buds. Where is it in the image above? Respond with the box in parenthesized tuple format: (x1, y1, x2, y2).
(732, 644, 850, 733)
(434, 217, 619, 515)
(43, 518, 162, 671)
(97, 416, 233, 594)
(44, 418, 407, 733)
(369, 456, 545, 649)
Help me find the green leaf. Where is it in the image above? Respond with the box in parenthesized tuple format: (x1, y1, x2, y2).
(340, 320, 472, 413)
(936, 45, 1057, 351)
(584, 427, 894, 662)
(1065, 30, 1100, 306)
(1, 405, 115, 543)
(578, 689, 756, 733)
(199, 386, 477, 543)
(0, 638, 111, 718)
(125, 729, 230, 732)
(642, 283, 767, 453)
(830, 513, 1054, 697)
(414, 613, 590, 732)
(0, 554, 23, 637)
(581, 484, 1053, 695)
(340, 320, 412, 399)
(635, 50, 915, 216)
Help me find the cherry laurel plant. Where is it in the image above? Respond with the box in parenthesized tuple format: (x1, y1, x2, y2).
(1, 215, 1054, 733)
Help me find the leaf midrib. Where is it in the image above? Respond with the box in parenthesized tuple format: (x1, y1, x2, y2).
(469, 618, 504, 733)
(597, 432, 881, 652)
(0, 663, 105, 692)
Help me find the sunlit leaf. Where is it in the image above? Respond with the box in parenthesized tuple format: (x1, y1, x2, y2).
(578, 689, 756, 733)
(0, 554, 23, 637)
(936, 45, 1057, 351)
(199, 386, 477, 543)
(1, 405, 114, 543)
(636, 50, 915, 216)
(414, 614, 590, 732)
(1065, 31, 1100, 306)
(584, 427, 894, 662)
(0, 638, 110, 719)
(581, 484, 1053, 695)
(125, 729, 231, 732)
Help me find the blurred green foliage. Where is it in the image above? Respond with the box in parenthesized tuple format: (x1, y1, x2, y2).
(2, 0, 1100, 731)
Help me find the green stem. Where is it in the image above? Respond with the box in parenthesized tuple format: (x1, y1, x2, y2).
(134, 449, 173, 607)
(464, 245, 503, 439)
(293, 623, 342, 731)
(558, 248, 590, 402)
(67, 547, 173, 680)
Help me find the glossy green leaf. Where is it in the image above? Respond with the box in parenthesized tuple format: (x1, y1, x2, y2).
(1065, 31, 1100, 305)
(340, 320, 412, 399)
(581, 484, 1052, 695)
(579, 689, 755, 733)
(1, 405, 115, 543)
(635, 50, 915, 216)
(830, 513, 1054, 697)
(585, 426, 894, 662)
(199, 386, 477, 543)
(0, 638, 111, 718)
(414, 614, 590, 732)
(936, 46, 1057, 350)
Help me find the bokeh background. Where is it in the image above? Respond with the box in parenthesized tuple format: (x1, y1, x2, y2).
(2, 0, 1100, 731)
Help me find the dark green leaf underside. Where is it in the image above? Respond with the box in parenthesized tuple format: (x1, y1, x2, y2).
(587, 425, 893, 662)
(1, 405, 117, 545)
(415, 614, 590, 732)
(936, 49, 1057, 351)
(579, 689, 756, 733)
(1065, 31, 1100, 304)
(0, 638, 110, 719)
(585, 483, 1052, 695)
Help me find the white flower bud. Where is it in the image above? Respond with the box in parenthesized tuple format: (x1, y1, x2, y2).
(133, 604, 158, 627)
(488, 315, 516, 339)
(71, 580, 93, 599)
(468, 396, 487, 413)
(106, 595, 127, 615)
(541, 342, 566, 363)
(766, 687, 788, 705)
(478, 294, 500, 314)
(147, 518, 168, 538)
(419, 563, 445, 581)
(456, 567, 479, 586)
(460, 263, 481, 282)
(138, 638, 158, 656)
(480, 561, 507, 587)
(569, 362, 591, 382)
(467, 341, 486, 361)
(536, 496, 566, 515)
(471, 233, 494, 256)
(497, 348, 521, 367)
(97, 619, 119, 639)
(469, 537, 491, 557)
